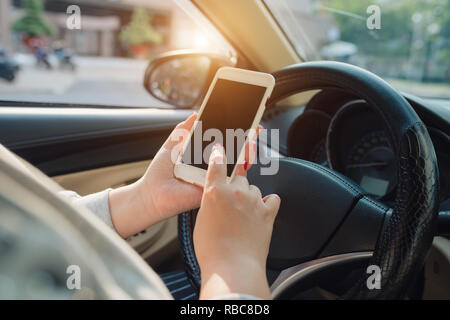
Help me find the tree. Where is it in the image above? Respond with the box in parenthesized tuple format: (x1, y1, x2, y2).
(324, 0, 414, 57)
(321, 0, 450, 82)
(12, 0, 56, 37)
(119, 7, 162, 47)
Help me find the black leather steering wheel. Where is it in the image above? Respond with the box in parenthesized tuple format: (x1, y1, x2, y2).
(178, 61, 440, 299)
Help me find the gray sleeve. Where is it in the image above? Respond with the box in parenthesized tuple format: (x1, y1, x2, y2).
(59, 189, 116, 231)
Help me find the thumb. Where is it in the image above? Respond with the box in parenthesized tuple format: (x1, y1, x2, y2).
(205, 143, 227, 186)
(263, 194, 281, 216)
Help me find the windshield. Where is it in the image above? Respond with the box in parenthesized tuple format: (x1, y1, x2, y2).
(0, 0, 233, 107)
(264, 0, 450, 99)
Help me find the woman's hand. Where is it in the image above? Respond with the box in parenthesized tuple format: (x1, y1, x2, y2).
(194, 143, 280, 300)
(108, 113, 261, 238)
(109, 113, 202, 238)
(137, 113, 204, 223)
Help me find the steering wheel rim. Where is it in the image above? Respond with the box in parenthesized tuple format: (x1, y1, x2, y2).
(179, 61, 440, 299)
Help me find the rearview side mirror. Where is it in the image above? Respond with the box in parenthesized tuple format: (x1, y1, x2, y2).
(143, 50, 236, 108)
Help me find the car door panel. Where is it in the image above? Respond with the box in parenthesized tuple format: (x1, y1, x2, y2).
(0, 105, 191, 266)
(53, 160, 151, 196)
(0, 106, 192, 176)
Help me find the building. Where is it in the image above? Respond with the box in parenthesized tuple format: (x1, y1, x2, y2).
(0, 0, 205, 57)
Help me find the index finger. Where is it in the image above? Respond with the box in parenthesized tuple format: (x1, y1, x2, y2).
(163, 113, 197, 150)
(205, 143, 227, 186)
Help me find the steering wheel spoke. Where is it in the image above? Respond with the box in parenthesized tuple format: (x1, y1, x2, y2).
(270, 251, 373, 299)
(178, 61, 439, 300)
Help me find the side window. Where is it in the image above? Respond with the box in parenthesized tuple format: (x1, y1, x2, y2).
(0, 0, 234, 107)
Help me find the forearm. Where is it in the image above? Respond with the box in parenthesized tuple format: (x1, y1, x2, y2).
(108, 180, 158, 238)
(199, 258, 272, 300)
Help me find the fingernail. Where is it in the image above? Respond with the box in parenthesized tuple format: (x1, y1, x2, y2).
(244, 161, 248, 171)
(211, 144, 224, 164)
(212, 142, 223, 155)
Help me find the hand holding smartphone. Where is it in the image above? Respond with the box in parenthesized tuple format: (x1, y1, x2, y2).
(174, 67, 275, 186)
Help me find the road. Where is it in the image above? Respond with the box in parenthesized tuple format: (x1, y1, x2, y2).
(0, 55, 173, 108)
(2, 55, 448, 106)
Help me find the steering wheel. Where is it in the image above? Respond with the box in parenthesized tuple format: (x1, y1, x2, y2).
(179, 61, 440, 299)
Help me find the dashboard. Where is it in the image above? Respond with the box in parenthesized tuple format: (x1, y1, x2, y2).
(261, 89, 450, 208)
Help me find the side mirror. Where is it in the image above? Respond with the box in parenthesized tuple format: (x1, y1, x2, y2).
(143, 50, 235, 108)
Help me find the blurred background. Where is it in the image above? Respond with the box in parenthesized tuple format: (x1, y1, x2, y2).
(0, 0, 449, 107)
(265, 0, 450, 100)
(0, 0, 231, 107)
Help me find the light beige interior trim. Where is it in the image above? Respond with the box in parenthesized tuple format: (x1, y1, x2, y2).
(195, 0, 300, 72)
(140, 217, 179, 264)
(125, 217, 179, 263)
(53, 160, 151, 196)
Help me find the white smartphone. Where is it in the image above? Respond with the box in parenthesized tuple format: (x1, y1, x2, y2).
(174, 66, 275, 187)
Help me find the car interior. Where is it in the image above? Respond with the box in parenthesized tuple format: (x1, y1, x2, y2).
(0, 0, 449, 300)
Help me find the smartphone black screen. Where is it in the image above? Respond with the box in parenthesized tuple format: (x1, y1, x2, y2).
(181, 78, 267, 176)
